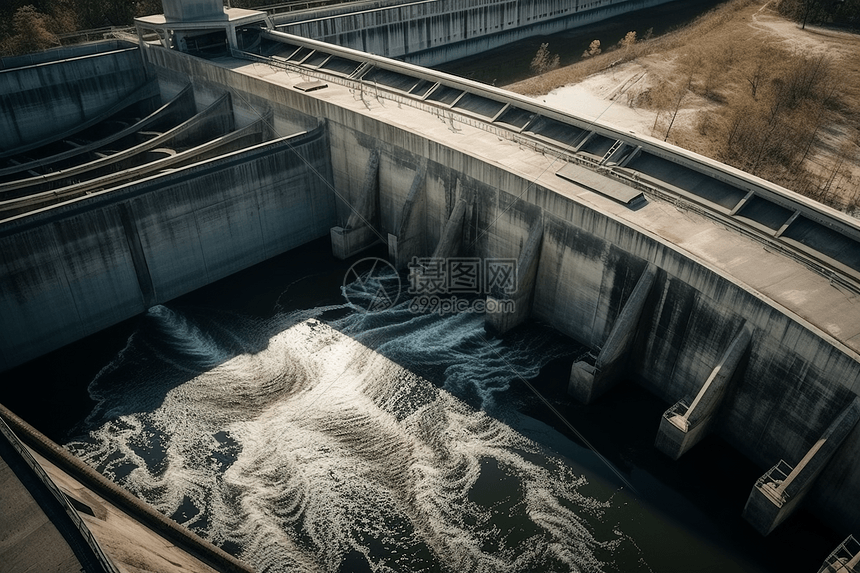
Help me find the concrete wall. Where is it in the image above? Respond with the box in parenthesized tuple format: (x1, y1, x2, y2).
(411, 145, 860, 534)
(0, 47, 149, 153)
(0, 128, 336, 371)
(278, 0, 672, 66)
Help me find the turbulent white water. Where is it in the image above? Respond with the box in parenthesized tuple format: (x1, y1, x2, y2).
(66, 297, 645, 572)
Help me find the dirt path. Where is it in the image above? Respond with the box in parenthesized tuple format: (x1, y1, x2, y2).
(511, 0, 860, 214)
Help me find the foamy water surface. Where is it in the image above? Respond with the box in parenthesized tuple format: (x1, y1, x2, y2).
(66, 290, 650, 572)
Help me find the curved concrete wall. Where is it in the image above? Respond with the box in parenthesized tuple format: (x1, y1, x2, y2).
(0, 128, 337, 371)
(0, 47, 149, 154)
(278, 0, 671, 65)
(380, 133, 860, 534)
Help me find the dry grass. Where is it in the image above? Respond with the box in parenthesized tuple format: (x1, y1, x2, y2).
(508, 0, 860, 214)
(508, 0, 760, 96)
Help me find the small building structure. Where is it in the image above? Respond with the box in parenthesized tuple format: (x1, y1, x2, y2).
(135, 0, 271, 54)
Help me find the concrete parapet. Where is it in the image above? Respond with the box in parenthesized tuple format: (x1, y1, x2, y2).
(486, 218, 543, 334)
(387, 163, 426, 270)
(0, 81, 188, 182)
(743, 397, 860, 536)
(655, 322, 753, 460)
(331, 149, 381, 259)
(818, 535, 860, 573)
(569, 263, 657, 404)
(0, 90, 233, 199)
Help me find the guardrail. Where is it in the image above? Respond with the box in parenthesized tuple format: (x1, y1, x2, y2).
(57, 26, 137, 45)
(256, 0, 360, 14)
(755, 459, 794, 504)
(820, 535, 860, 573)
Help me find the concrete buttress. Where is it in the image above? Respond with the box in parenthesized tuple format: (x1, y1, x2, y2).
(655, 322, 753, 460)
(331, 149, 381, 259)
(743, 397, 860, 536)
(431, 197, 468, 260)
(388, 161, 427, 270)
(568, 263, 657, 404)
(407, 191, 469, 293)
(486, 216, 543, 334)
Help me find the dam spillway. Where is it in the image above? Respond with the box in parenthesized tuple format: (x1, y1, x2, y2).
(1, 12, 860, 569)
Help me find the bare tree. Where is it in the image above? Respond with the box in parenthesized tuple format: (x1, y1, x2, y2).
(620, 31, 637, 57)
(744, 59, 767, 100)
(582, 39, 601, 59)
(664, 67, 695, 141)
(531, 43, 560, 75)
(3, 6, 59, 56)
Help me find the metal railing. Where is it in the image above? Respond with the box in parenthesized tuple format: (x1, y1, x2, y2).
(57, 26, 136, 46)
(663, 400, 690, 420)
(755, 459, 794, 505)
(257, 0, 360, 14)
(820, 535, 860, 573)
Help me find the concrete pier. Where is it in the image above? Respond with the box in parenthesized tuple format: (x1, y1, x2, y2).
(486, 217, 543, 334)
(431, 197, 468, 260)
(568, 264, 657, 404)
(387, 162, 427, 270)
(331, 150, 382, 259)
(743, 397, 860, 536)
(655, 322, 753, 459)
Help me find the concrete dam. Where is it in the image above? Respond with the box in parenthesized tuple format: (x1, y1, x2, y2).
(2, 2, 860, 568)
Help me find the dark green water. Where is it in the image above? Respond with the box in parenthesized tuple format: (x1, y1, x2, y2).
(435, 0, 731, 86)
